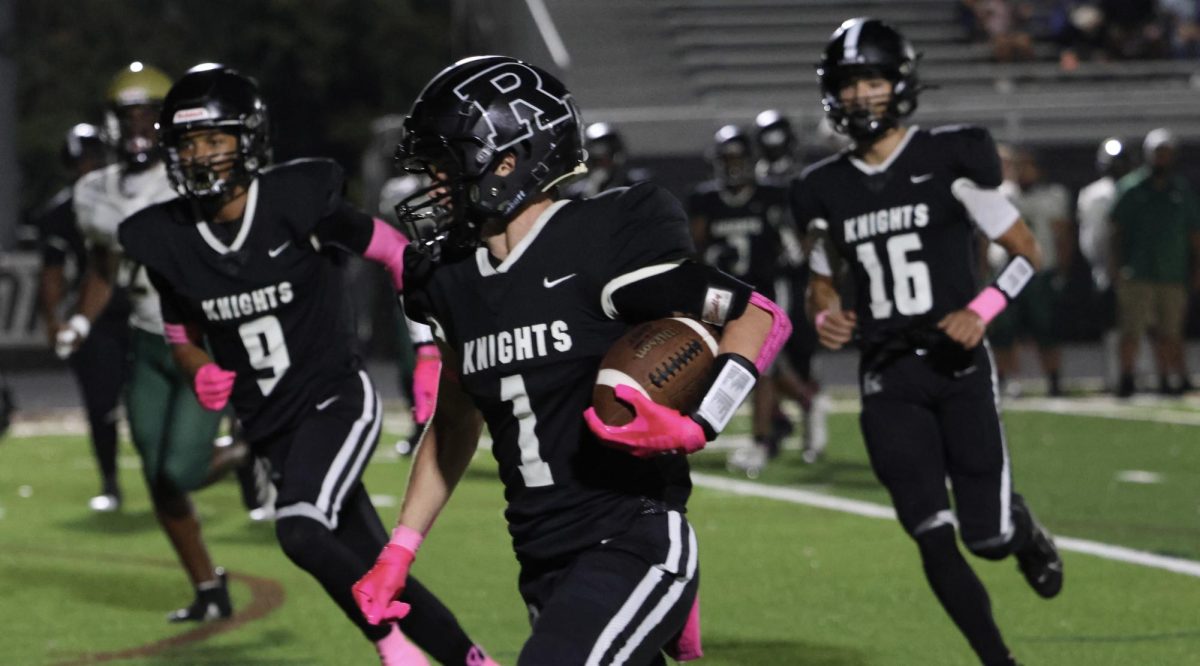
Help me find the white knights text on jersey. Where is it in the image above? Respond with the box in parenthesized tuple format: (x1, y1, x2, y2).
(843, 203, 930, 243)
(461, 320, 573, 375)
(201, 281, 294, 322)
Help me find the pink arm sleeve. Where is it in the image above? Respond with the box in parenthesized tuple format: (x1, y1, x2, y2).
(362, 218, 410, 291)
(748, 291, 793, 373)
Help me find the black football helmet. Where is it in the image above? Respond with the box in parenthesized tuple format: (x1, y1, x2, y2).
(711, 125, 755, 189)
(754, 110, 797, 163)
(158, 63, 270, 201)
(584, 122, 626, 169)
(60, 123, 107, 168)
(394, 55, 586, 257)
(816, 17, 921, 144)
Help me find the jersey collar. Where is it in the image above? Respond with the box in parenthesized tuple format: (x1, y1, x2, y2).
(847, 126, 918, 176)
(196, 178, 259, 255)
(475, 199, 571, 276)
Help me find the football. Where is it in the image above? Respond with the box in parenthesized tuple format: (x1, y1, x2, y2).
(592, 317, 720, 426)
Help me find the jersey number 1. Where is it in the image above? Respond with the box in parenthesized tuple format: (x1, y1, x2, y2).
(238, 315, 292, 396)
(855, 232, 933, 319)
(500, 374, 554, 488)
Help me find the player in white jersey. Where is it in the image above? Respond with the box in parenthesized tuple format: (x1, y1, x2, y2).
(59, 63, 234, 623)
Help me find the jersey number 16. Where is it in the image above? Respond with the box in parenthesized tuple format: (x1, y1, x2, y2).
(855, 232, 933, 319)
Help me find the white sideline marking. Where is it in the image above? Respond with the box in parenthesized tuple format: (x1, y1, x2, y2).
(1115, 470, 1163, 484)
(690, 473, 1200, 579)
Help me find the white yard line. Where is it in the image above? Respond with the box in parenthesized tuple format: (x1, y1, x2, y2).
(691, 473, 1200, 579)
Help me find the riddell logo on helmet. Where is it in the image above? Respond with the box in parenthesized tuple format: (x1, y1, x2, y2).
(173, 107, 212, 124)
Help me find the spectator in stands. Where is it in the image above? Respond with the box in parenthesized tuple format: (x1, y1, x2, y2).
(1112, 128, 1200, 397)
(1078, 137, 1134, 390)
(1160, 0, 1200, 57)
(1054, 2, 1108, 69)
(991, 147, 1072, 396)
(1101, 0, 1171, 59)
(963, 0, 1037, 61)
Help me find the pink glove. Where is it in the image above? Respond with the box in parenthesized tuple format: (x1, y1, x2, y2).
(353, 526, 422, 625)
(194, 363, 236, 411)
(412, 344, 441, 425)
(583, 384, 707, 458)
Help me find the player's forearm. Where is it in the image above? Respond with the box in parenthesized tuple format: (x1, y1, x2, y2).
(76, 268, 113, 322)
(397, 376, 482, 534)
(994, 219, 1043, 271)
(1053, 219, 1073, 271)
(719, 301, 772, 358)
(38, 266, 66, 333)
(806, 273, 841, 323)
(169, 340, 215, 379)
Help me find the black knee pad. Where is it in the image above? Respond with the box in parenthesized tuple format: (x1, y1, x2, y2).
(914, 523, 960, 568)
(275, 515, 332, 568)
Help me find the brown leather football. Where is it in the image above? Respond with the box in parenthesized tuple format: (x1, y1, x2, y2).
(592, 317, 720, 426)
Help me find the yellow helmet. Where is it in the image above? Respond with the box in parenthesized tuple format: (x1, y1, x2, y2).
(106, 61, 172, 108)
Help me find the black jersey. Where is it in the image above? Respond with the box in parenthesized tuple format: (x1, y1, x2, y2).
(409, 183, 695, 564)
(688, 181, 792, 298)
(792, 126, 1007, 347)
(33, 187, 131, 322)
(34, 188, 86, 274)
(119, 159, 375, 442)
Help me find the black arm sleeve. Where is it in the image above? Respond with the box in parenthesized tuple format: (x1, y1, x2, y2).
(146, 267, 188, 326)
(313, 201, 375, 255)
(608, 261, 753, 327)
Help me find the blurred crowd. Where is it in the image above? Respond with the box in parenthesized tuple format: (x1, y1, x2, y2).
(959, 0, 1200, 64)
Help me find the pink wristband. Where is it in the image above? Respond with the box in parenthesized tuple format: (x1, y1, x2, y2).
(163, 322, 191, 345)
(967, 286, 1007, 324)
(815, 310, 830, 331)
(389, 524, 425, 553)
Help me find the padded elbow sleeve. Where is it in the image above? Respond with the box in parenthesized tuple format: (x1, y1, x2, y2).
(605, 262, 753, 326)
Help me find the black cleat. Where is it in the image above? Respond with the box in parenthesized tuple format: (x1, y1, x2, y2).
(167, 567, 233, 623)
(1012, 495, 1063, 599)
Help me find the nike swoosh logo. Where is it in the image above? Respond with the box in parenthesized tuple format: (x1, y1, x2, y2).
(953, 365, 978, 379)
(268, 241, 291, 258)
(910, 173, 934, 184)
(543, 273, 577, 288)
(316, 396, 339, 410)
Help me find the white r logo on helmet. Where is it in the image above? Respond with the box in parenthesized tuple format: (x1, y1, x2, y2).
(453, 62, 574, 153)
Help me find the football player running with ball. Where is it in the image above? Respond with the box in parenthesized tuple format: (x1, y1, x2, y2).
(353, 56, 790, 665)
(796, 19, 1063, 665)
(118, 64, 493, 666)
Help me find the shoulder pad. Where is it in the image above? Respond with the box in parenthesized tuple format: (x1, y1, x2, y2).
(798, 152, 841, 182)
(116, 202, 172, 264)
(929, 123, 992, 144)
(261, 157, 345, 189)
